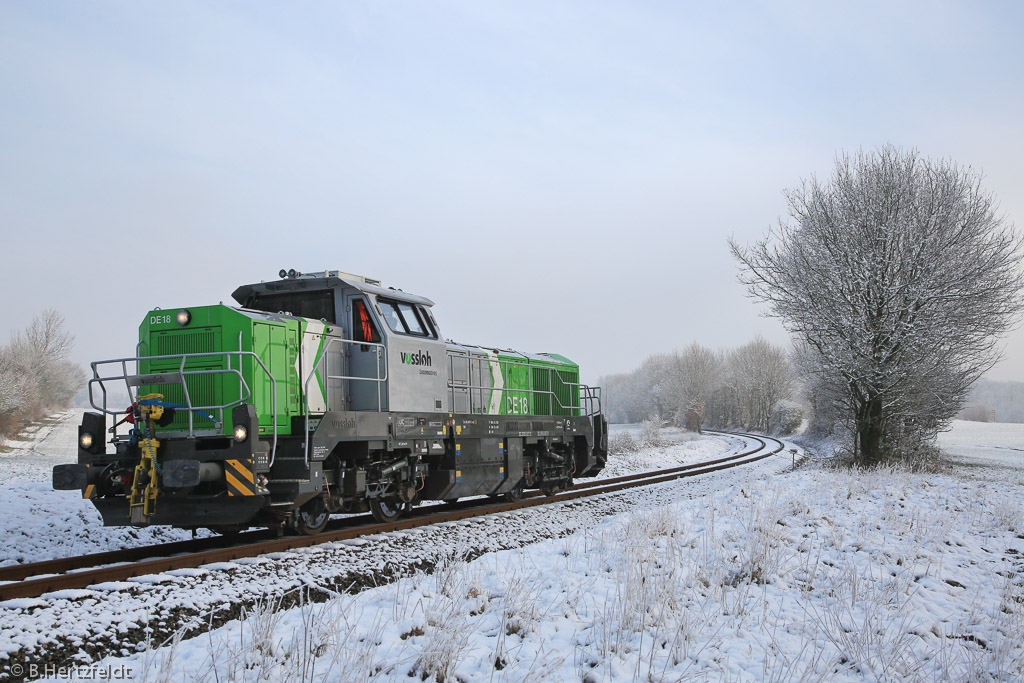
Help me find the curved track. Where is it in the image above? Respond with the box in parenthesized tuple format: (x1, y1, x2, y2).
(0, 430, 784, 602)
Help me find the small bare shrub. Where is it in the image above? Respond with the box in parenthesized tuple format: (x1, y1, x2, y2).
(608, 431, 639, 455)
(640, 419, 668, 448)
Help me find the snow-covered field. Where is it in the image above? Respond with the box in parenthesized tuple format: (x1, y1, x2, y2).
(1, 418, 1022, 681)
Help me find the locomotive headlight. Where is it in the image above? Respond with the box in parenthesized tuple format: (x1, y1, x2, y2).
(175, 309, 192, 326)
(79, 432, 94, 449)
(233, 425, 248, 443)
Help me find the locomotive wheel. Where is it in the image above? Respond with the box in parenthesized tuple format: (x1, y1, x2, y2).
(369, 497, 404, 523)
(294, 498, 329, 535)
(503, 481, 525, 502)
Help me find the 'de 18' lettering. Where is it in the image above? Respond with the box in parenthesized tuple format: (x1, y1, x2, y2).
(150, 315, 172, 325)
(506, 396, 528, 415)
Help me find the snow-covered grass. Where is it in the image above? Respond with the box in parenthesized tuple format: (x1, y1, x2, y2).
(5, 418, 1024, 681)
(23, 420, 1019, 682)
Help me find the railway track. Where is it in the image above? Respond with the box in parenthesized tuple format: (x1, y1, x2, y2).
(0, 431, 784, 602)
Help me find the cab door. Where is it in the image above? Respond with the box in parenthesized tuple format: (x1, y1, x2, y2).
(345, 294, 388, 411)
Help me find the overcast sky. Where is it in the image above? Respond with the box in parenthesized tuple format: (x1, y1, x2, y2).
(2, 1, 1023, 385)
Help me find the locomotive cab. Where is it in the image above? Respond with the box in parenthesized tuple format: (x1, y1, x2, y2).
(234, 270, 451, 415)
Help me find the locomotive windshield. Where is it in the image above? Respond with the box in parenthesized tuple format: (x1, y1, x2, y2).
(243, 290, 335, 323)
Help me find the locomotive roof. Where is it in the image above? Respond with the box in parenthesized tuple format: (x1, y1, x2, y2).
(232, 273, 435, 307)
(444, 340, 578, 367)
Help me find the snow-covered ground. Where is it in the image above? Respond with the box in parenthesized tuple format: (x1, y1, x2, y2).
(0, 412, 82, 485)
(938, 420, 1024, 471)
(0, 411, 205, 565)
(2, 418, 1023, 681)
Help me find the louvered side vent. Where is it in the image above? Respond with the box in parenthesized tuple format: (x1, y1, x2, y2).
(531, 367, 551, 415)
(551, 368, 579, 416)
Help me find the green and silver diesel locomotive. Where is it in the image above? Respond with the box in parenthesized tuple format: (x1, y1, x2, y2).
(54, 270, 607, 534)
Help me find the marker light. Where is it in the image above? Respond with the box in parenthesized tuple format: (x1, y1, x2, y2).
(175, 310, 192, 326)
(233, 425, 248, 443)
(279, 269, 288, 279)
(79, 433, 94, 449)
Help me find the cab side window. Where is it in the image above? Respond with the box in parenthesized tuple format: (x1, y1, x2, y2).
(352, 299, 381, 343)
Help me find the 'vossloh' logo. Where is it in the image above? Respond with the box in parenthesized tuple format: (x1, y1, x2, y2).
(400, 350, 432, 367)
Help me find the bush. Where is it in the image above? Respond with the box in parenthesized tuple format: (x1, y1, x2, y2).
(608, 431, 639, 455)
(771, 400, 805, 435)
(640, 419, 668, 448)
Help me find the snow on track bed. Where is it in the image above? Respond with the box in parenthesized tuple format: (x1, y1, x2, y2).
(0, 432, 781, 677)
(597, 425, 733, 478)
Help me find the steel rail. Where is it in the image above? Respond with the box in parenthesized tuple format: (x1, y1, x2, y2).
(0, 431, 783, 602)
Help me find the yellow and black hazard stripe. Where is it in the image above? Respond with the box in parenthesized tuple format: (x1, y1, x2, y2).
(224, 458, 257, 497)
(82, 464, 95, 500)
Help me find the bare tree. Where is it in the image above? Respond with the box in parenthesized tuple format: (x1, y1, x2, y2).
(604, 338, 796, 435)
(731, 147, 1024, 464)
(728, 337, 794, 432)
(600, 371, 646, 424)
(670, 342, 721, 430)
(24, 309, 75, 361)
(0, 310, 84, 437)
(636, 353, 676, 422)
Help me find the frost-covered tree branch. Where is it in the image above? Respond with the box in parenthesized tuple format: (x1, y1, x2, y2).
(0, 309, 85, 437)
